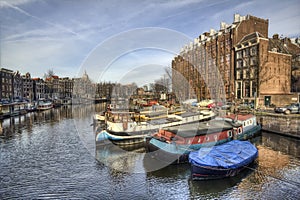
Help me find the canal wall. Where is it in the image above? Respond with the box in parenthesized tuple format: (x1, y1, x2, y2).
(256, 113, 300, 139)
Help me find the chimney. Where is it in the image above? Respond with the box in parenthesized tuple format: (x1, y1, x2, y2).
(210, 29, 216, 36)
(234, 14, 240, 23)
(204, 32, 210, 37)
(220, 22, 227, 30)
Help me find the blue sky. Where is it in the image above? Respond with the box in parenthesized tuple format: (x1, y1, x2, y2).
(0, 0, 299, 86)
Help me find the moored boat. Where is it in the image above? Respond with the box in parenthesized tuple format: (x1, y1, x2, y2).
(145, 114, 261, 164)
(215, 114, 261, 140)
(95, 110, 215, 145)
(36, 99, 53, 111)
(145, 119, 239, 164)
(189, 140, 258, 180)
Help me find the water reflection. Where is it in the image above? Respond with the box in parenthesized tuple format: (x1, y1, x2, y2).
(0, 103, 106, 140)
(0, 105, 299, 199)
(95, 143, 145, 173)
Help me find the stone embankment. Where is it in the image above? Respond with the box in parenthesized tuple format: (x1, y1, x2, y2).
(256, 112, 300, 139)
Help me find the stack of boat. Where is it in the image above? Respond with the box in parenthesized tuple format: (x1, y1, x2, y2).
(94, 108, 261, 180)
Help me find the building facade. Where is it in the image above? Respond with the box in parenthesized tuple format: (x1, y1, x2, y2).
(59, 77, 73, 99)
(32, 78, 45, 100)
(172, 14, 299, 106)
(234, 33, 294, 106)
(22, 72, 34, 101)
(45, 75, 61, 99)
(172, 14, 269, 102)
(13, 71, 23, 101)
(0, 68, 13, 101)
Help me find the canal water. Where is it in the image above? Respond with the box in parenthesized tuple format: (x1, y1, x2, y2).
(0, 104, 299, 199)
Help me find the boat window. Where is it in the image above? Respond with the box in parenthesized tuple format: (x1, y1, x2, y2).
(243, 122, 246, 127)
(206, 136, 209, 141)
(249, 119, 253, 125)
(238, 127, 242, 134)
(228, 131, 232, 137)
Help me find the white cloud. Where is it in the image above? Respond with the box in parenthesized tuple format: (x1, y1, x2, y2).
(0, 0, 37, 8)
(0, 0, 299, 84)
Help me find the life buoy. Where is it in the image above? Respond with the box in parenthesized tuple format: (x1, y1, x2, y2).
(214, 135, 218, 142)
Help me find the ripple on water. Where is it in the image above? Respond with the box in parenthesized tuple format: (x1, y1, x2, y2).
(0, 106, 299, 199)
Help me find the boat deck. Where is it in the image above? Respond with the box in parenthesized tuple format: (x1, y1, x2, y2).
(162, 120, 234, 137)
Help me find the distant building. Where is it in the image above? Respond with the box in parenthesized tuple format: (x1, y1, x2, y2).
(0, 68, 13, 101)
(96, 82, 115, 99)
(59, 77, 73, 99)
(72, 71, 96, 103)
(32, 78, 45, 100)
(13, 71, 23, 101)
(22, 72, 33, 101)
(45, 75, 60, 99)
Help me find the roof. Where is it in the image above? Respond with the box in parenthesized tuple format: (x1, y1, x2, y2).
(237, 32, 265, 44)
(163, 120, 234, 137)
(268, 38, 294, 54)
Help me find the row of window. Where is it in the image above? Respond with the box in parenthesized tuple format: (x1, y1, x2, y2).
(236, 46, 257, 59)
(236, 57, 258, 68)
(236, 81, 257, 98)
(236, 68, 256, 80)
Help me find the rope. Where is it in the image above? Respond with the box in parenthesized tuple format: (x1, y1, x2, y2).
(207, 150, 300, 188)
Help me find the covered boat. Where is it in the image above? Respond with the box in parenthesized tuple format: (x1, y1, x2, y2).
(189, 140, 258, 180)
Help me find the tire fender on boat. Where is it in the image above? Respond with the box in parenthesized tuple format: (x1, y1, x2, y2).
(123, 122, 128, 130)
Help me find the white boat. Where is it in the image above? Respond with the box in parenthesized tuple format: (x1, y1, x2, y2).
(95, 109, 215, 144)
(36, 99, 53, 111)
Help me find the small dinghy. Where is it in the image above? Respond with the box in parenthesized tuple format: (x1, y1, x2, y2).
(189, 140, 258, 180)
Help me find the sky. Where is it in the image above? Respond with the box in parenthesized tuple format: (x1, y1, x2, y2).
(0, 0, 299, 86)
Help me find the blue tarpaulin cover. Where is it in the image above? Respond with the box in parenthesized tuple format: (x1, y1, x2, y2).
(188, 140, 258, 169)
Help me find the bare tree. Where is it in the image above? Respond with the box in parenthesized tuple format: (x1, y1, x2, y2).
(44, 69, 55, 79)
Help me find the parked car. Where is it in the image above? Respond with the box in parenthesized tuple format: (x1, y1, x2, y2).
(238, 102, 254, 110)
(274, 103, 300, 114)
(207, 102, 223, 109)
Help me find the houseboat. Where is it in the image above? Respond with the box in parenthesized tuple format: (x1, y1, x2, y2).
(36, 99, 53, 111)
(145, 114, 261, 164)
(0, 102, 28, 119)
(95, 109, 215, 145)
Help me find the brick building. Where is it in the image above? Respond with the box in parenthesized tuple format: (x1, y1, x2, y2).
(172, 14, 299, 106)
(234, 33, 294, 106)
(172, 14, 269, 101)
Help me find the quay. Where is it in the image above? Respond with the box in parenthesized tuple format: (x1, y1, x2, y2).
(256, 112, 300, 139)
